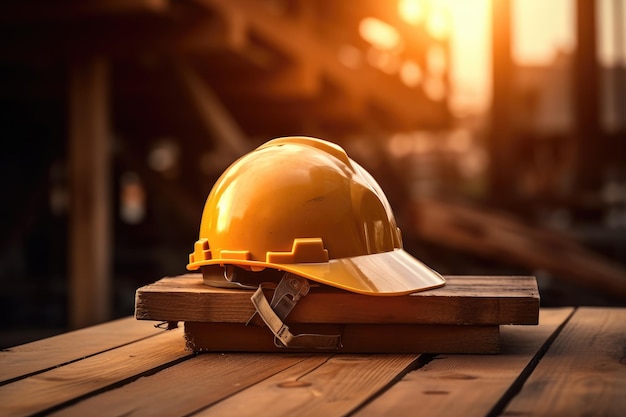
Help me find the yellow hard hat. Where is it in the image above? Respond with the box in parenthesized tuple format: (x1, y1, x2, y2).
(187, 136, 445, 296)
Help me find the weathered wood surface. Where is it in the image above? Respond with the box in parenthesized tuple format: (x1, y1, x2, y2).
(0, 307, 623, 417)
(184, 322, 501, 354)
(354, 308, 574, 417)
(49, 354, 322, 417)
(0, 317, 162, 384)
(502, 307, 626, 417)
(195, 354, 420, 417)
(0, 327, 189, 417)
(135, 274, 539, 325)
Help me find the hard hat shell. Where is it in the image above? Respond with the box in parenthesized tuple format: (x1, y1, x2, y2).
(187, 136, 445, 295)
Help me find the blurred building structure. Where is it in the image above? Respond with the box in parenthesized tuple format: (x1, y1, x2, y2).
(483, 0, 626, 308)
(0, 0, 452, 343)
(1, 0, 625, 347)
(491, 0, 626, 204)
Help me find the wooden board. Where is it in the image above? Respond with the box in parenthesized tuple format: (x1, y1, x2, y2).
(48, 353, 323, 417)
(410, 198, 626, 300)
(192, 353, 421, 417)
(0, 328, 189, 417)
(502, 307, 626, 417)
(0, 317, 163, 384)
(0, 308, 623, 417)
(353, 308, 574, 417)
(184, 322, 501, 354)
(135, 274, 539, 325)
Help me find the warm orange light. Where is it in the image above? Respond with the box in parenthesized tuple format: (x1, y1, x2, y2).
(424, 76, 447, 101)
(337, 44, 363, 69)
(427, 45, 447, 75)
(426, 6, 450, 39)
(426, 0, 491, 115)
(400, 60, 423, 87)
(359, 17, 403, 51)
(366, 48, 401, 73)
(398, 0, 425, 25)
(120, 172, 146, 224)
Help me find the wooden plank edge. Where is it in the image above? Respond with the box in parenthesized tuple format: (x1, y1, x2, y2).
(135, 275, 540, 326)
(184, 322, 501, 354)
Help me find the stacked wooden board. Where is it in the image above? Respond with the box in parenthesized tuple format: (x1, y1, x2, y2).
(135, 274, 539, 354)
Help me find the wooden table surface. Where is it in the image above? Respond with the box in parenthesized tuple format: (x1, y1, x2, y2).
(1, 307, 624, 417)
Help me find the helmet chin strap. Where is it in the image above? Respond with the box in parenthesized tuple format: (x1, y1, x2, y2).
(248, 273, 342, 349)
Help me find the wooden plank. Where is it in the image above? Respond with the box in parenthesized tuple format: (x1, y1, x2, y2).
(68, 56, 112, 329)
(195, 0, 449, 130)
(174, 62, 250, 157)
(502, 307, 626, 417)
(233, 61, 321, 98)
(135, 274, 539, 325)
(0, 328, 189, 417)
(175, 5, 248, 53)
(49, 353, 323, 417)
(354, 308, 574, 417)
(0, 317, 163, 384)
(185, 322, 500, 354)
(193, 354, 420, 417)
(410, 198, 626, 300)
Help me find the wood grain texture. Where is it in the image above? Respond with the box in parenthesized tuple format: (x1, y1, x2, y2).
(194, 353, 420, 417)
(2, 308, 624, 417)
(185, 322, 501, 354)
(354, 308, 574, 417)
(0, 328, 189, 417)
(135, 274, 539, 325)
(502, 307, 626, 417)
(49, 353, 323, 417)
(0, 317, 163, 384)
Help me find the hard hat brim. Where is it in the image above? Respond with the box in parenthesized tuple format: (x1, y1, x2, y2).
(188, 248, 445, 296)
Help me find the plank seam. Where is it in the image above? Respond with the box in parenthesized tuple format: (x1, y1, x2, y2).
(0, 327, 175, 387)
(30, 352, 196, 417)
(292, 354, 335, 381)
(346, 354, 435, 416)
(484, 307, 577, 417)
(180, 354, 329, 417)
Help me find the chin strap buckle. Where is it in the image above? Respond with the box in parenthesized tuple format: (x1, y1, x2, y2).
(249, 273, 341, 349)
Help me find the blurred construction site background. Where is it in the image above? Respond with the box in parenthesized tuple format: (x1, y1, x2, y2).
(1, 0, 625, 346)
